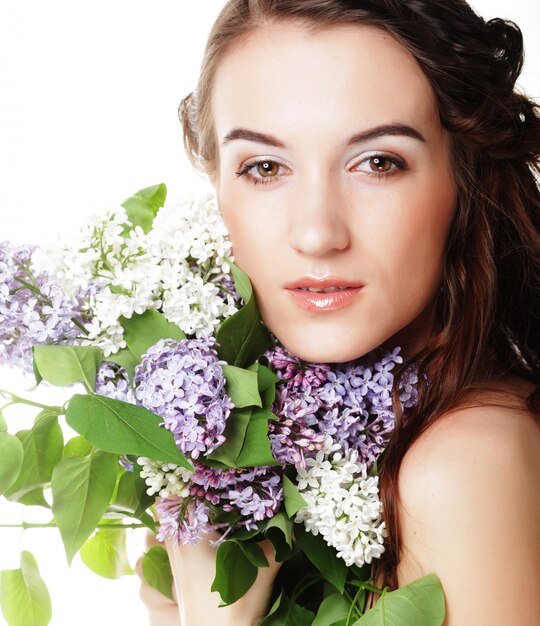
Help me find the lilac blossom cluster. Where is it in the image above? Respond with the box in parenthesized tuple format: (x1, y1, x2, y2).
(154, 463, 283, 545)
(191, 463, 283, 530)
(134, 337, 234, 459)
(266, 344, 418, 469)
(0, 241, 87, 372)
(95, 362, 135, 403)
(295, 438, 387, 567)
(96, 338, 283, 545)
(95, 335, 418, 549)
(155, 495, 212, 545)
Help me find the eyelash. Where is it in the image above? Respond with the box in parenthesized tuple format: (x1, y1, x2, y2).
(234, 154, 407, 186)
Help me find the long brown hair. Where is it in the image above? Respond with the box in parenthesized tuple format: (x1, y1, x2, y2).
(179, 0, 540, 593)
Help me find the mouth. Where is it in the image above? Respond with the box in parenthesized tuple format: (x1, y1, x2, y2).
(298, 285, 352, 293)
(284, 278, 364, 312)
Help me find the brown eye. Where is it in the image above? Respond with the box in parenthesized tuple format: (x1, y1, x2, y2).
(369, 156, 393, 173)
(256, 161, 280, 177)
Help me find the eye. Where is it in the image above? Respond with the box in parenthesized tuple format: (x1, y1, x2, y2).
(352, 154, 407, 179)
(235, 159, 289, 186)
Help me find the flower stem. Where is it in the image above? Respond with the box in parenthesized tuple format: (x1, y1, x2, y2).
(291, 575, 320, 602)
(347, 580, 385, 595)
(0, 390, 64, 414)
(14, 272, 89, 336)
(71, 317, 89, 335)
(0, 522, 145, 530)
(346, 587, 365, 625)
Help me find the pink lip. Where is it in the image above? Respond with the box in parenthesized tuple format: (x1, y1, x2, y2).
(284, 278, 364, 312)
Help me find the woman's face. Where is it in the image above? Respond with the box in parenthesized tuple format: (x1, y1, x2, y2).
(211, 21, 457, 362)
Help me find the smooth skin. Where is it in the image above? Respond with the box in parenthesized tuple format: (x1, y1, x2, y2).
(137, 20, 540, 625)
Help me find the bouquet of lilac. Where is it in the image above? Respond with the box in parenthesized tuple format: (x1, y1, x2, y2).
(0, 184, 445, 626)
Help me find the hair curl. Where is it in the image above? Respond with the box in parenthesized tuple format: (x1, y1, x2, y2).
(179, 0, 540, 601)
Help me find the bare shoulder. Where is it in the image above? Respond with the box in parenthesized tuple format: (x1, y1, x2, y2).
(396, 386, 540, 625)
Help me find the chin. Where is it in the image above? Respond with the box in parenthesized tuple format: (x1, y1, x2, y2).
(275, 328, 386, 365)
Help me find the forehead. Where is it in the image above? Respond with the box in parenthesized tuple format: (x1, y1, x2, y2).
(212, 21, 441, 143)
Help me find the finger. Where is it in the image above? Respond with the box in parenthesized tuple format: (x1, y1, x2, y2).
(146, 605, 181, 626)
(144, 530, 162, 550)
(134, 555, 144, 581)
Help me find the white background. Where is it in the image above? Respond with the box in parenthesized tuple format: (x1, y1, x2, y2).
(0, 2, 538, 624)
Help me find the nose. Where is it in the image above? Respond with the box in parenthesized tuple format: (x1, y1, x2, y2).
(288, 171, 351, 257)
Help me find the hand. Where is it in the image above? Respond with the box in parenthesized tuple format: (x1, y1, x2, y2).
(165, 530, 281, 626)
(135, 532, 181, 626)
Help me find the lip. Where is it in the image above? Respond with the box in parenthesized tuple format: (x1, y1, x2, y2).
(284, 277, 364, 312)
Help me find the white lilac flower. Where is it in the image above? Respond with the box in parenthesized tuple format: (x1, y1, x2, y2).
(136, 457, 193, 498)
(32, 190, 239, 356)
(294, 438, 387, 568)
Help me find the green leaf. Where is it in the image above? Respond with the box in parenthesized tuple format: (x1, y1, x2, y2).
(250, 363, 279, 407)
(216, 294, 273, 368)
(259, 592, 315, 626)
(63, 435, 93, 458)
(211, 540, 259, 605)
(0, 432, 24, 496)
(5, 412, 64, 502)
(238, 542, 269, 568)
(51, 450, 118, 563)
(65, 394, 193, 470)
(0, 410, 7, 432)
(264, 511, 295, 562)
(265, 511, 293, 548)
(16, 489, 50, 509)
(283, 475, 308, 519)
(80, 526, 133, 579)
(294, 525, 348, 594)
(222, 365, 262, 408)
(32, 356, 43, 386)
(228, 261, 253, 303)
(206, 407, 252, 467)
(235, 407, 280, 468)
(141, 546, 174, 601)
(313, 593, 350, 626)
(121, 183, 167, 233)
(111, 471, 139, 512)
(33, 345, 103, 391)
(119, 310, 185, 363)
(0, 551, 52, 626)
(106, 348, 139, 382)
(108, 470, 155, 531)
(353, 574, 445, 626)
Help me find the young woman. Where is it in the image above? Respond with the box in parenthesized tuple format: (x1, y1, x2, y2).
(137, 1, 540, 623)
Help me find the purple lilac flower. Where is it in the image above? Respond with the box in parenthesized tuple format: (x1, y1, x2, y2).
(155, 495, 212, 545)
(134, 337, 234, 459)
(0, 241, 86, 372)
(155, 462, 284, 545)
(266, 345, 330, 390)
(266, 344, 419, 469)
(216, 272, 242, 306)
(95, 361, 136, 404)
(269, 390, 326, 465)
(190, 463, 284, 531)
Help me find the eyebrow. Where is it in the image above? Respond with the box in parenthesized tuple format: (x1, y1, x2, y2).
(220, 123, 426, 148)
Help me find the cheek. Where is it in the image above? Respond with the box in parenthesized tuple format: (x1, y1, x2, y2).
(370, 177, 456, 306)
(219, 195, 275, 281)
